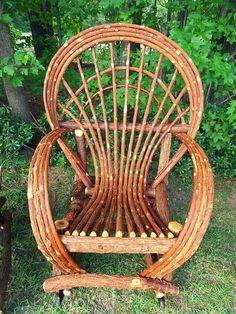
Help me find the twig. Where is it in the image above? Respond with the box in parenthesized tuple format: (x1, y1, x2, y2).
(215, 94, 235, 106)
(206, 82, 212, 103)
(30, 113, 47, 135)
(229, 51, 236, 61)
(23, 143, 35, 152)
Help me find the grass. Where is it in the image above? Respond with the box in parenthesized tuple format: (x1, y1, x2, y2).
(0, 152, 235, 314)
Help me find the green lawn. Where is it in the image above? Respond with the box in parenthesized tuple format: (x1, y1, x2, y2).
(0, 154, 235, 314)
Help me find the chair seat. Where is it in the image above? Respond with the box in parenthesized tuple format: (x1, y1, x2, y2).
(62, 180, 172, 239)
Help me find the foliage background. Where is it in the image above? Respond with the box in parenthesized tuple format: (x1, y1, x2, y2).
(0, 0, 235, 176)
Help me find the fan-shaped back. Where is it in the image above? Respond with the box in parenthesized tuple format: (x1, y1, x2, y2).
(43, 23, 204, 198)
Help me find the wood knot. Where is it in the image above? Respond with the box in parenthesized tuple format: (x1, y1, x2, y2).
(130, 278, 141, 287)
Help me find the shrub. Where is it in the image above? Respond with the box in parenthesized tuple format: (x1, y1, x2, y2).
(197, 100, 236, 178)
(0, 106, 34, 155)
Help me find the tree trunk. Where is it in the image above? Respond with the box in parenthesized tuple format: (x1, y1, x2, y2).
(55, 0, 62, 46)
(0, 0, 31, 122)
(28, 0, 55, 61)
(177, 0, 188, 29)
(128, 0, 144, 56)
(165, 0, 172, 36)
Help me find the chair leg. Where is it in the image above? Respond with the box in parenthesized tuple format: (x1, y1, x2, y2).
(156, 292, 165, 309)
(164, 272, 173, 282)
(56, 290, 64, 306)
(156, 272, 173, 309)
(52, 265, 68, 306)
(145, 254, 171, 309)
(145, 253, 158, 266)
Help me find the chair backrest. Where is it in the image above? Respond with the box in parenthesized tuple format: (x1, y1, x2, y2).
(43, 24, 204, 185)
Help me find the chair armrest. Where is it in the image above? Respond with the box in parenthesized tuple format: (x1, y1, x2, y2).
(141, 133, 214, 279)
(28, 128, 86, 274)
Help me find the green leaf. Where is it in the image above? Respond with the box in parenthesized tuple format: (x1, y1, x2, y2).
(14, 51, 25, 65)
(227, 100, 236, 114)
(11, 76, 23, 87)
(19, 68, 28, 75)
(22, 54, 30, 65)
(0, 56, 10, 66)
(3, 65, 15, 76)
(31, 67, 38, 75)
(1, 14, 13, 24)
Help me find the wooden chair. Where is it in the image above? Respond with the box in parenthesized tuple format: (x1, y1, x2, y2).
(28, 24, 214, 308)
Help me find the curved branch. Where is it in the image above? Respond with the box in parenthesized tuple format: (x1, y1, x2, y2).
(28, 128, 86, 274)
(141, 133, 214, 279)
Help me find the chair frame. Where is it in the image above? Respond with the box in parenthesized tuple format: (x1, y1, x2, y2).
(28, 24, 214, 307)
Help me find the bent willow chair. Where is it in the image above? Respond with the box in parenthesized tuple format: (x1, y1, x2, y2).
(28, 24, 214, 308)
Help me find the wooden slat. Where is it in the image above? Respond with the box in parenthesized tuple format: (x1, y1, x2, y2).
(155, 133, 172, 226)
(155, 134, 173, 281)
(43, 273, 179, 295)
(75, 129, 87, 169)
(61, 235, 176, 254)
(158, 133, 172, 184)
(59, 120, 189, 133)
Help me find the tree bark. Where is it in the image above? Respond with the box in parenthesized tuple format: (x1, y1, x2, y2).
(177, 1, 188, 29)
(55, 0, 62, 46)
(165, 0, 172, 36)
(0, 0, 32, 122)
(28, 0, 55, 61)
